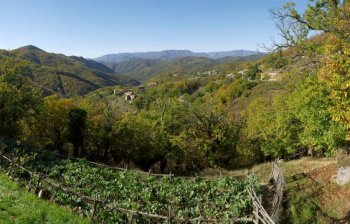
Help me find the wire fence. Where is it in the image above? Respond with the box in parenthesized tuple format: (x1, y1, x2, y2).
(49, 150, 251, 179)
(0, 153, 254, 223)
(1, 147, 296, 224)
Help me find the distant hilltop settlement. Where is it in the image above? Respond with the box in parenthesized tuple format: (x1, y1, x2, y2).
(112, 67, 281, 104)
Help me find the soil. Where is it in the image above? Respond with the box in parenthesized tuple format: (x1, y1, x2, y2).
(306, 163, 350, 221)
(261, 184, 275, 214)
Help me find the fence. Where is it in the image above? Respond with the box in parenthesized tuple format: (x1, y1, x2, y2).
(269, 161, 285, 222)
(0, 153, 253, 223)
(50, 150, 251, 179)
(248, 160, 285, 224)
(1, 149, 287, 223)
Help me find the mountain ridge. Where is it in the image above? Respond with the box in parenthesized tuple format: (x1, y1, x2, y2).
(111, 56, 218, 82)
(0, 45, 139, 96)
(95, 49, 261, 63)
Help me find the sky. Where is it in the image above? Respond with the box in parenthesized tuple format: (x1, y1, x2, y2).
(0, 0, 308, 58)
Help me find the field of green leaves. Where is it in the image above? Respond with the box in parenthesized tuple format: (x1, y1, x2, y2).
(0, 145, 259, 223)
(50, 161, 258, 223)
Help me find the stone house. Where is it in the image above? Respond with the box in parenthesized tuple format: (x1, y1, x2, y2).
(124, 91, 136, 101)
(146, 82, 158, 87)
(113, 89, 126, 96)
(226, 73, 235, 79)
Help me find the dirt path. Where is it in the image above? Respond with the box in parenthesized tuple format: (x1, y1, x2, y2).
(261, 184, 275, 214)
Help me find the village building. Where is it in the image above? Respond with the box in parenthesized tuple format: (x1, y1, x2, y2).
(178, 95, 185, 102)
(187, 77, 201, 81)
(124, 91, 136, 101)
(146, 82, 158, 87)
(138, 86, 146, 92)
(238, 69, 247, 75)
(226, 73, 235, 79)
(113, 89, 126, 96)
(261, 70, 280, 81)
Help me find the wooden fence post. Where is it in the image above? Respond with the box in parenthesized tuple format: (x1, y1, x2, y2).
(35, 174, 42, 194)
(167, 205, 173, 224)
(91, 196, 98, 221)
(7, 160, 14, 176)
(254, 201, 259, 224)
(27, 178, 32, 192)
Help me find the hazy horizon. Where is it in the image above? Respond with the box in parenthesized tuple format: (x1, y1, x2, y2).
(0, 0, 308, 58)
(9, 45, 262, 58)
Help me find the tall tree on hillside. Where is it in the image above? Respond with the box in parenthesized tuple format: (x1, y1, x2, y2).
(271, 0, 350, 143)
(68, 108, 87, 157)
(0, 59, 40, 138)
(82, 99, 120, 161)
(26, 95, 74, 152)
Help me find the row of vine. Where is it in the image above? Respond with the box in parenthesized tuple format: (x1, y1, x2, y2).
(0, 141, 259, 223)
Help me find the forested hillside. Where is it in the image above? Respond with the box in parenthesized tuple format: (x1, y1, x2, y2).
(0, 30, 344, 173)
(94, 49, 260, 63)
(99, 54, 264, 82)
(1, 0, 349, 172)
(0, 45, 139, 97)
(3, 0, 350, 222)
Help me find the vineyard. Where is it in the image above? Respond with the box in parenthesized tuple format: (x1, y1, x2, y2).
(0, 142, 259, 223)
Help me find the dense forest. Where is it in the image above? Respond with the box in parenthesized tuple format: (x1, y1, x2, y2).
(1, 0, 350, 173)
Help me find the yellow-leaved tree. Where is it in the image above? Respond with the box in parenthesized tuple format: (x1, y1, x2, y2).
(273, 0, 350, 141)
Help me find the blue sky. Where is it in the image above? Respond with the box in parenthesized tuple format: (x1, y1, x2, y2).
(0, 0, 308, 58)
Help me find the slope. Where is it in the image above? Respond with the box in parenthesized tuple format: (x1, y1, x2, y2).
(111, 56, 217, 82)
(0, 45, 139, 97)
(0, 171, 90, 224)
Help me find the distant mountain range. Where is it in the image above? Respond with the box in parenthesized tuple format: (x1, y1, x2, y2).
(110, 57, 219, 83)
(94, 50, 261, 63)
(0, 46, 264, 94)
(93, 50, 263, 82)
(0, 45, 139, 97)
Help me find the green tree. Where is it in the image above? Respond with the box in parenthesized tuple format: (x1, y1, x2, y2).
(0, 59, 40, 138)
(171, 103, 241, 168)
(246, 64, 260, 80)
(68, 108, 87, 157)
(292, 76, 346, 155)
(82, 99, 120, 161)
(28, 95, 74, 152)
(116, 111, 172, 171)
(273, 0, 350, 142)
(244, 92, 302, 158)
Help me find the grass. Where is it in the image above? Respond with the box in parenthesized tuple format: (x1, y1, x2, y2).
(201, 156, 350, 223)
(0, 172, 91, 224)
(0, 154, 338, 223)
(200, 156, 336, 183)
(283, 174, 332, 224)
(283, 162, 350, 223)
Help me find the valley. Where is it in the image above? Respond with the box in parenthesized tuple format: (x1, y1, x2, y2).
(2, 0, 350, 223)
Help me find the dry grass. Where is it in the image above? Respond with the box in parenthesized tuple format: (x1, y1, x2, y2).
(308, 164, 350, 220)
(199, 156, 336, 183)
(284, 160, 350, 223)
(202, 156, 350, 222)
